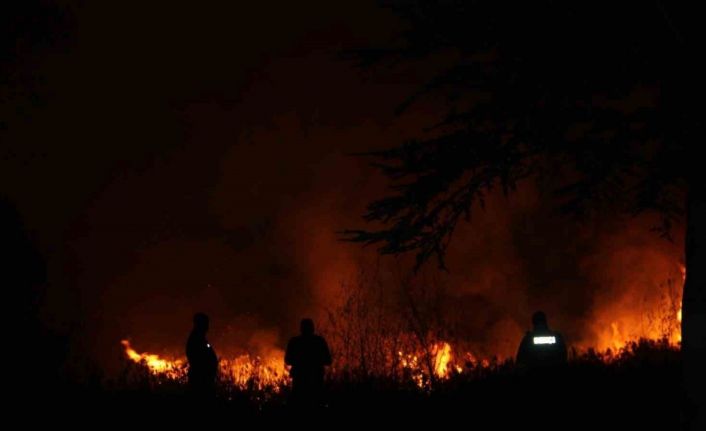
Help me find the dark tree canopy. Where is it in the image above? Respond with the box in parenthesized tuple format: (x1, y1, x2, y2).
(344, 1, 696, 269)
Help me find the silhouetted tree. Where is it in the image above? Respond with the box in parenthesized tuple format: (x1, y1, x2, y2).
(0, 196, 60, 396)
(344, 2, 703, 428)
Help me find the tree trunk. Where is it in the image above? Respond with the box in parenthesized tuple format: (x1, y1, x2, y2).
(682, 179, 706, 430)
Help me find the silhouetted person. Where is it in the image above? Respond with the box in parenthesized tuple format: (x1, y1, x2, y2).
(186, 312, 218, 399)
(516, 311, 568, 371)
(285, 318, 332, 407)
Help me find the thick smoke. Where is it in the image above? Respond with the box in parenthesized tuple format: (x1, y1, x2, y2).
(3, 1, 684, 373)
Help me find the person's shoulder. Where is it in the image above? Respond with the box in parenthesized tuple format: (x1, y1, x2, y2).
(551, 330, 566, 341)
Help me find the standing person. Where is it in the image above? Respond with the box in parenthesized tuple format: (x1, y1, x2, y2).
(285, 318, 332, 407)
(186, 312, 218, 399)
(516, 311, 568, 371)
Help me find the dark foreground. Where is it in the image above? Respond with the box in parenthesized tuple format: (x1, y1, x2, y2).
(23, 340, 687, 429)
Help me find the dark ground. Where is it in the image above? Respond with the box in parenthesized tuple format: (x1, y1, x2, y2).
(21, 339, 683, 429)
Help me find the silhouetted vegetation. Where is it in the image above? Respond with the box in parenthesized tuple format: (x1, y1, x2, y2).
(342, 3, 703, 427)
(34, 338, 679, 429)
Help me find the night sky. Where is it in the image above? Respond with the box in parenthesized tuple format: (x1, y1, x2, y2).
(3, 1, 684, 369)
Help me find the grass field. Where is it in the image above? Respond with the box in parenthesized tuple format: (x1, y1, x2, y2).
(24, 338, 683, 429)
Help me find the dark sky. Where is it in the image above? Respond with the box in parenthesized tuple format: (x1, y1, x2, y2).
(3, 1, 685, 366)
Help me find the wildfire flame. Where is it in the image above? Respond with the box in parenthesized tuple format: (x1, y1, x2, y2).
(678, 264, 685, 327)
(121, 340, 184, 378)
(433, 342, 453, 377)
(219, 348, 289, 391)
(121, 339, 289, 391)
(121, 264, 684, 389)
(585, 262, 684, 353)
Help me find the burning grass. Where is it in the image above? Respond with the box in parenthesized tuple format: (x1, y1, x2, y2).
(104, 337, 682, 430)
(118, 271, 683, 394)
(112, 262, 685, 424)
(119, 334, 681, 397)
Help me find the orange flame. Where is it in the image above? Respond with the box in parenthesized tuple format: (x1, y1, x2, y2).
(433, 342, 453, 378)
(121, 263, 684, 387)
(587, 263, 684, 354)
(121, 340, 184, 378)
(219, 347, 289, 391)
(395, 341, 481, 388)
(121, 340, 289, 390)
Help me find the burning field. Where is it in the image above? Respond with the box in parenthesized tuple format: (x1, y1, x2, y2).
(120, 265, 683, 392)
(114, 184, 686, 396)
(7, 2, 700, 428)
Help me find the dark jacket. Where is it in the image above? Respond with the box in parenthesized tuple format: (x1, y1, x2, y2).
(186, 331, 218, 382)
(516, 329, 568, 369)
(284, 334, 332, 381)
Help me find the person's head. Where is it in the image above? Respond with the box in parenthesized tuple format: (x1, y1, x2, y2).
(532, 311, 548, 330)
(193, 312, 210, 333)
(300, 318, 315, 336)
